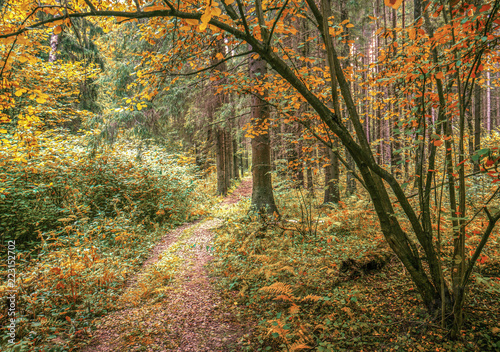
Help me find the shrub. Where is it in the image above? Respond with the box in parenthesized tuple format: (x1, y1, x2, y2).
(0, 135, 205, 244)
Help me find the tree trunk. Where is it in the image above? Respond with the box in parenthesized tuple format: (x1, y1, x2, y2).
(216, 128, 227, 196)
(233, 138, 240, 180)
(323, 145, 340, 204)
(473, 84, 481, 173)
(49, 30, 59, 62)
(224, 128, 233, 191)
(414, 0, 422, 21)
(249, 56, 279, 215)
(486, 70, 491, 133)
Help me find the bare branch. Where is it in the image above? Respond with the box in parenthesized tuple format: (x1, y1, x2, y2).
(266, 0, 290, 49)
(147, 50, 252, 77)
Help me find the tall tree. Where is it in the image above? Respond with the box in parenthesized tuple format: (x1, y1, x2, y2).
(249, 55, 279, 214)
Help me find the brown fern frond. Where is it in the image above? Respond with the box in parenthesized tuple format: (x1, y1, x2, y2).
(259, 281, 293, 296)
(264, 269, 276, 280)
(274, 294, 293, 301)
(278, 265, 296, 275)
(290, 338, 311, 351)
(289, 303, 300, 314)
(300, 294, 322, 302)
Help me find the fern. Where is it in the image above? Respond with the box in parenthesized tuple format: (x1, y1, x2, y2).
(290, 341, 311, 351)
(300, 294, 323, 302)
(289, 303, 300, 314)
(259, 281, 293, 296)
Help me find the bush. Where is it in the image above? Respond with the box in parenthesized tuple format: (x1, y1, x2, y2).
(0, 136, 205, 245)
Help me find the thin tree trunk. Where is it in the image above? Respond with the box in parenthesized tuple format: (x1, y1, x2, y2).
(473, 84, 481, 172)
(216, 128, 227, 196)
(224, 128, 233, 191)
(486, 70, 491, 133)
(233, 138, 240, 180)
(323, 145, 340, 204)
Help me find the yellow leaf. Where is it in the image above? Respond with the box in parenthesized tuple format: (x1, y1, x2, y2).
(186, 18, 199, 25)
(201, 11, 212, 24)
(14, 89, 25, 97)
(36, 97, 46, 104)
(216, 52, 224, 60)
(199, 22, 208, 31)
(44, 8, 59, 15)
(226, 0, 235, 4)
(137, 103, 142, 111)
(212, 7, 222, 17)
(0, 129, 7, 133)
(346, 23, 354, 28)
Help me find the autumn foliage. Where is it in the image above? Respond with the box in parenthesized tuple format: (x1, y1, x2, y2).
(1, 0, 500, 350)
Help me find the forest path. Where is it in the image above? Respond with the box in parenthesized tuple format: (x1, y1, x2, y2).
(81, 178, 253, 352)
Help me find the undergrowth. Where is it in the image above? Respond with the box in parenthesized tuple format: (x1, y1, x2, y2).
(0, 134, 215, 351)
(211, 183, 500, 352)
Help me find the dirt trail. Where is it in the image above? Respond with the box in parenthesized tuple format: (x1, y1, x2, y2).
(81, 178, 253, 352)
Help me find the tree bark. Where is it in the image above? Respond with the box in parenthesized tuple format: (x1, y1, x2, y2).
(249, 55, 279, 215)
(473, 84, 481, 173)
(233, 138, 240, 180)
(216, 128, 227, 196)
(323, 145, 340, 204)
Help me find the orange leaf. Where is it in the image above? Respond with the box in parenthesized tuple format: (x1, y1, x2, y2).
(435, 72, 443, 80)
(478, 255, 488, 264)
(384, 0, 403, 10)
(54, 25, 62, 35)
(433, 140, 443, 147)
(479, 4, 491, 12)
(186, 18, 199, 25)
(408, 28, 416, 40)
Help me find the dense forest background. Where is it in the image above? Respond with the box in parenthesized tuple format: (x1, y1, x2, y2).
(1, 0, 500, 351)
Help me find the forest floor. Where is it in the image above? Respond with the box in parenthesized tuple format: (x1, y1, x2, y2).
(80, 178, 254, 352)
